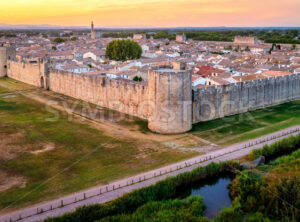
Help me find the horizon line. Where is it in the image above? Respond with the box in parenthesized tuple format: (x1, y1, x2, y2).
(1, 24, 300, 30)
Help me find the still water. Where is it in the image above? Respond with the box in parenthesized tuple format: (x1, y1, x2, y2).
(177, 175, 234, 219)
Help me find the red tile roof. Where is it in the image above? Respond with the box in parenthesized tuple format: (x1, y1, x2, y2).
(195, 65, 225, 77)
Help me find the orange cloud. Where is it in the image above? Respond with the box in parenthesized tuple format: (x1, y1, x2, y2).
(0, 0, 299, 27)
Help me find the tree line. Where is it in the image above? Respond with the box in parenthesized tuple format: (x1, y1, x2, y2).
(101, 29, 300, 44)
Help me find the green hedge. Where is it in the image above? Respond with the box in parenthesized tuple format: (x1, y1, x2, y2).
(97, 196, 209, 222)
(249, 134, 300, 161)
(45, 161, 239, 222)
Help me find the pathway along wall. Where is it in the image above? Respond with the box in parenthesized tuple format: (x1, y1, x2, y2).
(192, 74, 300, 123)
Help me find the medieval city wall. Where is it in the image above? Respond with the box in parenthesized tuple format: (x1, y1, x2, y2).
(7, 60, 45, 87)
(48, 69, 149, 119)
(193, 74, 300, 123)
(5, 58, 300, 133)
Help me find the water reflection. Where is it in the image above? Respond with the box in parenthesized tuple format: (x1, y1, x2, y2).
(176, 174, 234, 219)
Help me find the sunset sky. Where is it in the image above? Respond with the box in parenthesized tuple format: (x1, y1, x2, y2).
(1, 0, 299, 27)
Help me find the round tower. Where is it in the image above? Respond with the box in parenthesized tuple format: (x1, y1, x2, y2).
(148, 67, 192, 134)
(0, 47, 7, 77)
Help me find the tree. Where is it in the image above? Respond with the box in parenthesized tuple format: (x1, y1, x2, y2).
(268, 48, 272, 54)
(277, 44, 281, 50)
(288, 29, 298, 38)
(225, 45, 232, 50)
(53, 37, 66, 43)
(291, 44, 297, 50)
(70, 37, 78, 41)
(271, 43, 276, 51)
(245, 46, 250, 51)
(52, 46, 57, 50)
(133, 76, 143, 82)
(105, 40, 142, 61)
(234, 45, 240, 52)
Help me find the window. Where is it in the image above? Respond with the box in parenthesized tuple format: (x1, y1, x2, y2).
(4, 65, 7, 69)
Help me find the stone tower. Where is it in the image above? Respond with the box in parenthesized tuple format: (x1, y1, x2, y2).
(91, 21, 95, 40)
(0, 45, 16, 77)
(148, 65, 192, 134)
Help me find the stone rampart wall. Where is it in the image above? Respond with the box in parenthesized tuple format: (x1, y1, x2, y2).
(48, 69, 149, 119)
(193, 74, 300, 123)
(7, 60, 44, 87)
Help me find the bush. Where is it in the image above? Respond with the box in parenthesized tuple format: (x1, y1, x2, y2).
(249, 134, 300, 161)
(227, 168, 300, 221)
(97, 196, 208, 222)
(105, 40, 142, 61)
(274, 149, 300, 164)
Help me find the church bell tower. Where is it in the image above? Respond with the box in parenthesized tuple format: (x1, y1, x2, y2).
(91, 21, 95, 40)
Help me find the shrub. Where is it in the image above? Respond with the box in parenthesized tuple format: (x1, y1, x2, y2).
(249, 134, 300, 161)
(97, 196, 208, 222)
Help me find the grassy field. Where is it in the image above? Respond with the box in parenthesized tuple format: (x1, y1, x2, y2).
(191, 101, 300, 145)
(2, 77, 300, 213)
(0, 83, 197, 212)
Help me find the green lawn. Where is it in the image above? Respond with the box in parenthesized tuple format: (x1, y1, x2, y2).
(191, 101, 300, 145)
(0, 84, 196, 212)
